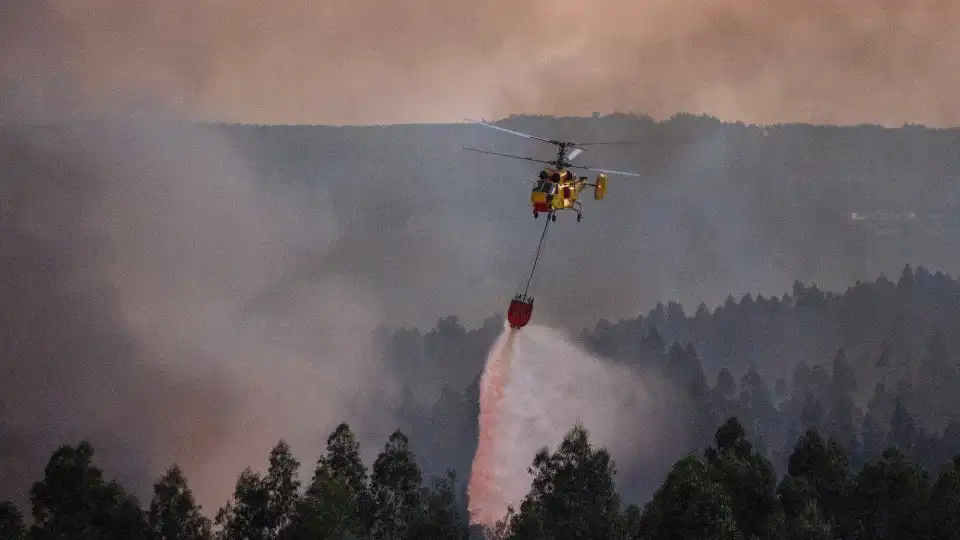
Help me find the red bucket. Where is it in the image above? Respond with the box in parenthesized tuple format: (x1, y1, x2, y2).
(507, 296, 534, 328)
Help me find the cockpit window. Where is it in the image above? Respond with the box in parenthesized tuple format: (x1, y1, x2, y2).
(533, 179, 560, 195)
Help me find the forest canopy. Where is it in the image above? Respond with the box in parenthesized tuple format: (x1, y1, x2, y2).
(5, 415, 960, 539)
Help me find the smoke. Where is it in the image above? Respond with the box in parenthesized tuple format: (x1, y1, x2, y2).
(0, 110, 404, 512)
(5, 1, 960, 126)
(468, 324, 675, 528)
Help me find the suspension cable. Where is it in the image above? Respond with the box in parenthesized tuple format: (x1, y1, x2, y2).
(522, 215, 551, 297)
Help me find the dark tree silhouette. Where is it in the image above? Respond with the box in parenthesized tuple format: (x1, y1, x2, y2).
(846, 448, 930, 539)
(638, 456, 741, 540)
(780, 429, 850, 527)
(370, 430, 422, 540)
(29, 441, 147, 540)
(215, 440, 300, 540)
(0, 501, 26, 540)
(293, 423, 372, 538)
(704, 417, 778, 539)
(930, 456, 960, 540)
(409, 470, 469, 540)
(501, 424, 620, 540)
(149, 465, 212, 540)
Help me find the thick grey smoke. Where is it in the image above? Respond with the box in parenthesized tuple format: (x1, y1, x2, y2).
(0, 107, 405, 513)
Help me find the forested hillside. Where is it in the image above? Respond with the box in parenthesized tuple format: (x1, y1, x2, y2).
(396, 265, 960, 505)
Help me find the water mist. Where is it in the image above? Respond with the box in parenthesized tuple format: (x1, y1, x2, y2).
(467, 323, 662, 528)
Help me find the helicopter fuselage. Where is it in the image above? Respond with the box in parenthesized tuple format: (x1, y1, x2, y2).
(531, 169, 580, 212)
(528, 168, 606, 223)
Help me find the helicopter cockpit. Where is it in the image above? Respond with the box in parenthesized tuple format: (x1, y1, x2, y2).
(533, 179, 558, 195)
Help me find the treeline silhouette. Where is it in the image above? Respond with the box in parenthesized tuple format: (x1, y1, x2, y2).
(4, 416, 960, 539)
(579, 263, 960, 479)
(394, 265, 960, 504)
(1, 423, 470, 540)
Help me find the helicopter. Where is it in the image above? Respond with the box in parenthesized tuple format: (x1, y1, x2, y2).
(464, 119, 642, 222)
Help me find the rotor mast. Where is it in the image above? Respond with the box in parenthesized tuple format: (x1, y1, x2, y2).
(554, 143, 570, 170)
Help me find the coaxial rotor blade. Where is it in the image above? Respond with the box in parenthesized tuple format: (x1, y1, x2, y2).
(571, 140, 645, 146)
(586, 166, 642, 177)
(564, 163, 643, 177)
(566, 148, 584, 161)
(465, 118, 615, 155)
(465, 118, 557, 144)
(463, 147, 556, 167)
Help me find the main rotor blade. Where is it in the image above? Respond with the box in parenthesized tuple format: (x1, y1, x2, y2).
(571, 141, 645, 146)
(464, 118, 558, 145)
(462, 147, 556, 167)
(465, 118, 628, 152)
(566, 148, 584, 161)
(564, 163, 643, 177)
(586, 166, 643, 177)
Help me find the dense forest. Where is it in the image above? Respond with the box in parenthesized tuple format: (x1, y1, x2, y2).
(5, 266, 960, 538)
(395, 264, 960, 506)
(4, 414, 960, 539)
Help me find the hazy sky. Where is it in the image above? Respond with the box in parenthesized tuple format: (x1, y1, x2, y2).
(5, 1, 960, 126)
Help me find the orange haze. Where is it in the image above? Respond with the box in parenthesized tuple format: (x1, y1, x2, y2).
(4, 1, 960, 126)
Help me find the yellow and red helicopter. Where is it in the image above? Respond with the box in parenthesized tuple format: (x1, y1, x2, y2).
(463, 119, 643, 329)
(464, 119, 642, 222)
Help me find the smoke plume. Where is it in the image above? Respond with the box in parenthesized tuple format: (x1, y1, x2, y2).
(0, 112, 404, 512)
